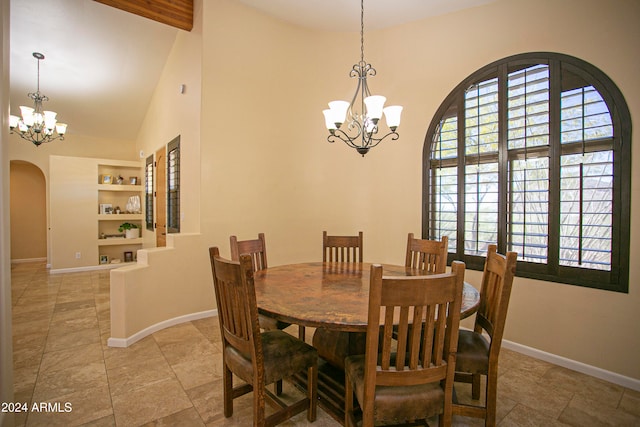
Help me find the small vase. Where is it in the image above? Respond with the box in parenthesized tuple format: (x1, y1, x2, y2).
(125, 228, 140, 239)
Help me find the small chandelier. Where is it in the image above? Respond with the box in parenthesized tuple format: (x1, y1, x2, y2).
(322, 0, 402, 157)
(9, 52, 68, 147)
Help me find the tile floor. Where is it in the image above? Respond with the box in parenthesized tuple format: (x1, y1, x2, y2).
(9, 261, 640, 426)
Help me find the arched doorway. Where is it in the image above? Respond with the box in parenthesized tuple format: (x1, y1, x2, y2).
(9, 161, 47, 263)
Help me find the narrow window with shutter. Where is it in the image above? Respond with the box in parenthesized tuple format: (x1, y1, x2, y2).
(145, 155, 154, 231)
(167, 136, 180, 234)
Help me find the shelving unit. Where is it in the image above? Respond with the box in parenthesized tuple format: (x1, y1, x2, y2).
(97, 161, 144, 265)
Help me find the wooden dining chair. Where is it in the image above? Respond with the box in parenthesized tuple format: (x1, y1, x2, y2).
(230, 233, 291, 333)
(209, 247, 318, 426)
(406, 233, 448, 273)
(323, 231, 363, 263)
(452, 244, 517, 427)
(230, 233, 268, 272)
(312, 231, 364, 355)
(345, 261, 466, 427)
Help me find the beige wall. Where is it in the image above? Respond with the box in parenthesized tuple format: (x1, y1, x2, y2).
(109, 233, 213, 343)
(1, 1, 14, 424)
(196, 0, 639, 380)
(9, 133, 138, 175)
(48, 156, 144, 270)
(9, 134, 139, 267)
(10, 161, 46, 260)
(136, 0, 202, 242)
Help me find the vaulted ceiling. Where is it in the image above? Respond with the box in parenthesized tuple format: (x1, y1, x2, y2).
(9, 0, 495, 142)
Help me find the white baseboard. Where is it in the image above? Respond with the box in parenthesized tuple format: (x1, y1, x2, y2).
(107, 309, 217, 348)
(11, 257, 46, 264)
(503, 340, 640, 391)
(50, 262, 136, 274)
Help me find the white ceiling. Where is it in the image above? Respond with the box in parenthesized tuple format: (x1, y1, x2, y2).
(237, 0, 496, 32)
(9, 0, 178, 141)
(9, 0, 495, 141)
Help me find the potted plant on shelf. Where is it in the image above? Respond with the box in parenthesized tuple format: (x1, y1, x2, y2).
(118, 222, 140, 239)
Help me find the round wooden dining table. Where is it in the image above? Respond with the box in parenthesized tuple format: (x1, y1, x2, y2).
(253, 261, 480, 424)
(253, 261, 480, 332)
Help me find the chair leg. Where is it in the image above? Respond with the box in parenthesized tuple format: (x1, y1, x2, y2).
(307, 364, 318, 422)
(223, 366, 233, 417)
(485, 372, 498, 427)
(345, 374, 354, 427)
(299, 325, 306, 342)
(254, 379, 266, 427)
(472, 373, 481, 400)
(274, 380, 282, 396)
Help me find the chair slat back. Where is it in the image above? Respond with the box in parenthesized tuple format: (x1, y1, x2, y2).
(475, 244, 517, 345)
(323, 231, 363, 263)
(209, 247, 261, 359)
(405, 233, 448, 273)
(230, 233, 268, 272)
(365, 261, 465, 390)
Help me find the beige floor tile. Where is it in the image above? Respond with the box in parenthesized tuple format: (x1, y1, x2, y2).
(161, 339, 219, 366)
(13, 330, 48, 353)
(25, 385, 113, 427)
(153, 326, 219, 366)
(152, 322, 206, 345)
(111, 377, 193, 426)
(499, 348, 554, 379)
(39, 343, 104, 374)
(12, 346, 45, 372)
(499, 403, 570, 427)
(12, 300, 57, 320)
(102, 335, 163, 370)
(620, 388, 640, 417)
(541, 365, 625, 409)
(192, 317, 222, 343)
(11, 263, 639, 427)
(51, 303, 98, 329)
(185, 379, 227, 425)
(53, 299, 95, 313)
(44, 327, 101, 353)
(78, 414, 116, 426)
(171, 354, 224, 391)
(559, 394, 640, 426)
(32, 361, 108, 402)
(97, 319, 111, 336)
(107, 355, 176, 397)
(496, 367, 574, 419)
(140, 407, 206, 426)
(13, 364, 40, 396)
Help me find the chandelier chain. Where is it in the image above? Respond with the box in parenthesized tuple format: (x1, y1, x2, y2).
(37, 55, 40, 93)
(360, 0, 365, 65)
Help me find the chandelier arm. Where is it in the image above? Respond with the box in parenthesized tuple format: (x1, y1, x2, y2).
(328, 129, 363, 149)
(348, 74, 364, 124)
(361, 130, 399, 150)
(10, 128, 64, 146)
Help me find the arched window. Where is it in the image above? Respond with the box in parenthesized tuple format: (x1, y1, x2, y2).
(424, 52, 631, 292)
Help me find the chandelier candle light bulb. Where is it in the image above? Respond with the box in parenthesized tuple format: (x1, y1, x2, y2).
(322, 0, 402, 156)
(9, 52, 68, 146)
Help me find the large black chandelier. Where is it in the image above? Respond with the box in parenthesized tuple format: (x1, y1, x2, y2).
(322, 0, 402, 157)
(9, 52, 68, 146)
